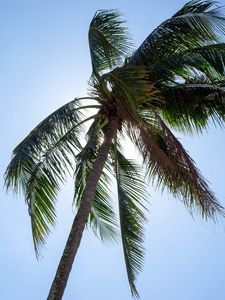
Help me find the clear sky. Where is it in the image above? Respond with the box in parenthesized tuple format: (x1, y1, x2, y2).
(1, 0, 225, 299)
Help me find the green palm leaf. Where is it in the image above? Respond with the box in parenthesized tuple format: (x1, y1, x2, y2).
(147, 43, 225, 81)
(130, 0, 225, 71)
(161, 76, 225, 133)
(5, 98, 99, 253)
(113, 146, 148, 298)
(89, 9, 132, 77)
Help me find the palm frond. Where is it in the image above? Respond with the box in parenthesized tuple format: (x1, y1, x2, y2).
(147, 42, 225, 82)
(4, 98, 100, 253)
(112, 146, 148, 298)
(126, 116, 224, 219)
(89, 9, 132, 77)
(5, 99, 100, 193)
(160, 76, 225, 133)
(130, 0, 225, 75)
(183, 43, 225, 76)
(74, 120, 118, 241)
(173, 0, 218, 17)
(25, 159, 59, 252)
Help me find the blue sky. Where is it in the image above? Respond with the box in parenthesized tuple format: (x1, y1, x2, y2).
(1, 0, 225, 299)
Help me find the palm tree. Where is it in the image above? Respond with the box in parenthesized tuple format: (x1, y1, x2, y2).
(5, 0, 225, 299)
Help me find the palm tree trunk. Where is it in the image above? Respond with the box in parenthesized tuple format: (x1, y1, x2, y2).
(47, 119, 117, 300)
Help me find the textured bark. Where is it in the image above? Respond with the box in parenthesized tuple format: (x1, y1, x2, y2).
(47, 120, 117, 300)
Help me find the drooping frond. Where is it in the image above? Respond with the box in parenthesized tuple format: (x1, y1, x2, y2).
(112, 145, 148, 298)
(4, 98, 99, 253)
(160, 76, 225, 133)
(5, 98, 98, 192)
(88, 9, 132, 77)
(74, 120, 118, 241)
(126, 115, 224, 219)
(25, 159, 60, 253)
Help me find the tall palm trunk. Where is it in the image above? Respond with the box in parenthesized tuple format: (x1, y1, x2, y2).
(47, 119, 117, 300)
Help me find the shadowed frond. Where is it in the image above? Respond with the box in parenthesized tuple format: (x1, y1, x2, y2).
(146, 42, 225, 82)
(89, 9, 132, 77)
(181, 43, 225, 76)
(74, 120, 118, 241)
(112, 146, 148, 298)
(160, 76, 225, 133)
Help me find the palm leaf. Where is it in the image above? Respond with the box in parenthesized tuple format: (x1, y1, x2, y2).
(160, 76, 225, 133)
(113, 146, 148, 298)
(181, 43, 225, 76)
(89, 9, 132, 77)
(130, 0, 225, 72)
(5, 98, 100, 193)
(4, 98, 99, 253)
(126, 116, 224, 219)
(147, 43, 225, 82)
